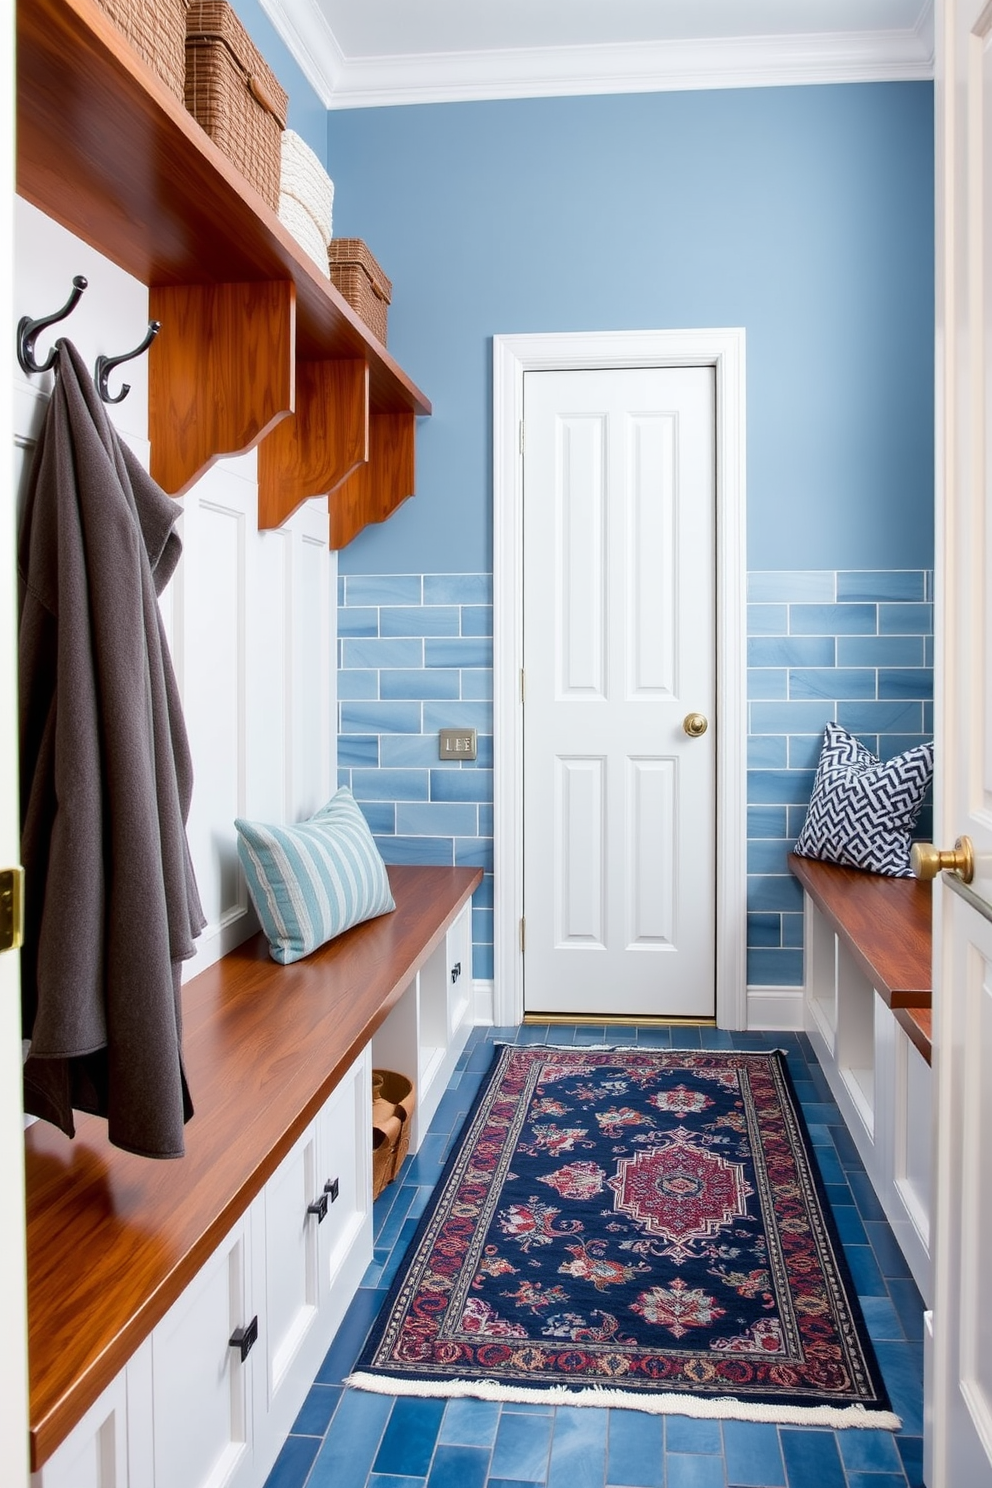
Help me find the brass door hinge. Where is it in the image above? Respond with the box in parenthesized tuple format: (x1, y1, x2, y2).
(0, 867, 25, 953)
(520, 916, 526, 953)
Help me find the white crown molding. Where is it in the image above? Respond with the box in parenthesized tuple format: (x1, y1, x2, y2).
(260, 8, 934, 112)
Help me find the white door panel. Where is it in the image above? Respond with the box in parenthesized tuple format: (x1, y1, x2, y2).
(930, 0, 992, 1481)
(523, 367, 715, 1019)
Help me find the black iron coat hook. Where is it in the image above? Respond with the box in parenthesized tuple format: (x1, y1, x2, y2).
(95, 321, 161, 404)
(17, 274, 88, 374)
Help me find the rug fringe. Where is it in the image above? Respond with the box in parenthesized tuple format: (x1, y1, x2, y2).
(344, 1372, 901, 1431)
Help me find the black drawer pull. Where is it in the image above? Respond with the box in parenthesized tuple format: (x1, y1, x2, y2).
(229, 1316, 258, 1362)
(308, 1191, 329, 1223)
(325, 1177, 339, 1203)
(451, 961, 461, 984)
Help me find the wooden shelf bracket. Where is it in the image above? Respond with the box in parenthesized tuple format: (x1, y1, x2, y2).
(330, 411, 416, 549)
(257, 359, 369, 530)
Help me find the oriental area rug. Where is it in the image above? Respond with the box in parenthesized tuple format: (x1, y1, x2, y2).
(349, 1045, 899, 1429)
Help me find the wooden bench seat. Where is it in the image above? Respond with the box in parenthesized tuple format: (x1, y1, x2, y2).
(789, 854, 932, 1025)
(24, 862, 481, 1472)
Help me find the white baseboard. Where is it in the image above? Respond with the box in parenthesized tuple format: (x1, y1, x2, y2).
(474, 979, 495, 1026)
(746, 985, 804, 1031)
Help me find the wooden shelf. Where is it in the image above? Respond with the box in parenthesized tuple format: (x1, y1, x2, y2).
(25, 864, 481, 1471)
(16, 0, 430, 536)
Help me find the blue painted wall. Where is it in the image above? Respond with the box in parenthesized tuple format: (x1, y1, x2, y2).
(233, 0, 329, 163)
(326, 84, 934, 577)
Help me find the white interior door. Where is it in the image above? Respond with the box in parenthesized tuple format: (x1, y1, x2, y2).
(929, 1, 992, 1482)
(522, 367, 716, 1019)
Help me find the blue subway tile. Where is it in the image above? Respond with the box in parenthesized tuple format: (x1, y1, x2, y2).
(381, 735, 446, 768)
(878, 667, 934, 700)
(665, 1416, 722, 1453)
(309, 1388, 393, 1485)
(490, 1410, 554, 1481)
(837, 701, 924, 735)
(359, 801, 397, 834)
(748, 805, 788, 837)
(789, 668, 877, 701)
(338, 670, 379, 700)
(747, 874, 805, 913)
(898, 1435, 925, 1487)
(747, 947, 804, 985)
(471, 907, 493, 945)
(790, 603, 877, 635)
(778, 1430, 846, 1488)
(748, 735, 788, 768)
(460, 606, 493, 636)
(748, 839, 793, 875)
(748, 571, 835, 602)
(439, 1398, 501, 1448)
(380, 606, 461, 637)
(844, 1244, 888, 1296)
(747, 912, 782, 947)
(845, 1475, 906, 1488)
(721, 1420, 786, 1486)
(341, 702, 423, 734)
(338, 735, 380, 767)
(352, 768, 430, 801)
(426, 1445, 489, 1488)
(424, 702, 493, 734)
(837, 634, 925, 667)
(830, 1204, 868, 1247)
(787, 804, 811, 837)
(873, 1339, 924, 1434)
(472, 943, 494, 979)
(338, 575, 346, 606)
(878, 733, 932, 758)
(425, 637, 494, 668)
(888, 1276, 926, 1341)
(344, 638, 424, 670)
(864, 1219, 914, 1279)
(381, 669, 461, 700)
(747, 668, 788, 699)
(424, 574, 493, 605)
(782, 913, 804, 947)
(430, 769, 494, 803)
(377, 836, 454, 865)
(547, 1406, 608, 1488)
(661, 1453, 725, 1487)
(456, 838, 494, 870)
(338, 607, 380, 637)
(467, 735, 494, 767)
(337, 768, 352, 790)
(750, 702, 834, 735)
(479, 803, 493, 836)
(315, 1287, 384, 1383)
(264, 1435, 321, 1488)
(605, 1409, 664, 1487)
(925, 632, 934, 665)
(473, 872, 494, 908)
(397, 802, 479, 836)
(878, 602, 932, 634)
(374, 1399, 446, 1478)
(787, 734, 825, 769)
(369, 1478, 426, 1488)
(837, 570, 926, 602)
(747, 768, 816, 804)
(345, 574, 422, 606)
(461, 669, 494, 700)
(748, 635, 836, 667)
(860, 1294, 904, 1341)
(291, 1383, 341, 1438)
(747, 603, 788, 635)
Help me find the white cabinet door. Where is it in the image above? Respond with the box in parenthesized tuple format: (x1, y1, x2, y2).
(151, 1215, 255, 1488)
(31, 1371, 129, 1488)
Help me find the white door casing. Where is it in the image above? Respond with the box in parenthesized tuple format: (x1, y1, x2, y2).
(930, 1, 992, 1483)
(521, 366, 716, 1018)
(493, 329, 747, 1030)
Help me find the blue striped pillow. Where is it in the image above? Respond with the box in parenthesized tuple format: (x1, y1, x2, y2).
(235, 789, 395, 963)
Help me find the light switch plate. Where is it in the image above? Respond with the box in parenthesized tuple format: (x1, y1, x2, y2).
(439, 727, 477, 760)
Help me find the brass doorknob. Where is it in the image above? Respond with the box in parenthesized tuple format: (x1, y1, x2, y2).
(683, 713, 708, 738)
(910, 836, 975, 884)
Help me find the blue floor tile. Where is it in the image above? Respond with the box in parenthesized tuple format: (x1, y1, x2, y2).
(874, 1340, 925, 1435)
(779, 1429, 846, 1488)
(316, 1287, 385, 1384)
(721, 1421, 786, 1487)
(843, 1244, 888, 1297)
(426, 1445, 491, 1488)
(865, 1220, 914, 1279)
(291, 1382, 342, 1436)
(374, 1398, 446, 1477)
(845, 1476, 907, 1488)
(897, 1434, 925, 1487)
(605, 1409, 664, 1488)
(490, 1410, 554, 1481)
(263, 1433, 322, 1488)
(370, 1478, 427, 1488)
(838, 1428, 904, 1473)
(665, 1416, 722, 1454)
(310, 1389, 394, 1487)
(547, 1406, 608, 1488)
(663, 1450, 726, 1487)
(439, 1398, 501, 1448)
(830, 1203, 868, 1246)
(860, 1295, 905, 1342)
(848, 1169, 887, 1221)
(888, 1277, 925, 1342)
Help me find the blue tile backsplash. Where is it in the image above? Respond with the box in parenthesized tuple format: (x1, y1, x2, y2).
(339, 570, 934, 997)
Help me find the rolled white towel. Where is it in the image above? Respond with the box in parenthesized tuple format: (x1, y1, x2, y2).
(278, 193, 331, 277)
(280, 129, 334, 247)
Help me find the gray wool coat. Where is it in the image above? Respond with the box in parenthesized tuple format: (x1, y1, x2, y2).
(18, 338, 206, 1159)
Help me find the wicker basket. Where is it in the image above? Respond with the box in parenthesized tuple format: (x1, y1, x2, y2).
(328, 240, 392, 346)
(97, 0, 190, 100)
(185, 1, 287, 211)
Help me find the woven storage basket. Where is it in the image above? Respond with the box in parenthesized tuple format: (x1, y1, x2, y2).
(372, 1068, 416, 1183)
(328, 239, 392, 346)
(97, 0, 190, 100)
(281, 130, 334, 247)
(185, 0, 287, 210)
(279, 194, 330, 277)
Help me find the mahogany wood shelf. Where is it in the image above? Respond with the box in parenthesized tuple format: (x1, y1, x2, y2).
(790, 855, 932, 1008)
(24, 864, 481, 1471)
(16, 0, 431, 540)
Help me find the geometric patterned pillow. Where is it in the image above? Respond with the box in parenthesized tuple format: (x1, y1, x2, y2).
(793, 722, 935, 877)
(235, 787, 395, 963)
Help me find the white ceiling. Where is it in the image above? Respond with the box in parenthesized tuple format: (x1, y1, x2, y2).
(260, 0, 934, 110)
